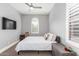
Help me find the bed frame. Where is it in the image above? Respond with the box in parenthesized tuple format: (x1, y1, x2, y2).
(17, 50, 52, 55)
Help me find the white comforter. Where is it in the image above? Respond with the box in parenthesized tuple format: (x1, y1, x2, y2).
(15, 36, 56, 52)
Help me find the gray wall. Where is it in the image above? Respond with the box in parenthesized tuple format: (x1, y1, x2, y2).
(49, 3, 66, 44)
(0, 3, 21, 49)
(21, 14, 49, 36)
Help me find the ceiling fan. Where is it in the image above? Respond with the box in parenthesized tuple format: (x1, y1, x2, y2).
(25, 3, 42, 9)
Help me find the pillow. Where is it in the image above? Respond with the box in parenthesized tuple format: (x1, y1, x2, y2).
(44, 33, 48, 40)
(55, 36, 61, 43)
(44, 33, 51, 40)
(52, 34, 56, 41)
(47, 33, 54, 41)
(46, 33, 50, 40)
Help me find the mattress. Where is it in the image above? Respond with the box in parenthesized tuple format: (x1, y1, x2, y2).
(15, 36, 56, 52)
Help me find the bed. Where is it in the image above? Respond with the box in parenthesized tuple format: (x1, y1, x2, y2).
(15, 36, 57, 54)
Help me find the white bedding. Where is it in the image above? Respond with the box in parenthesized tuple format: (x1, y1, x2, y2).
(15, 36, 56, 52)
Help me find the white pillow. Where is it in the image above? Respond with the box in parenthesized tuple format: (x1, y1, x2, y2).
(44, 33, 48, 40)
(52, 34, 56, 41)
(47, 33, 54, 41)
(47, 33, 56, 42)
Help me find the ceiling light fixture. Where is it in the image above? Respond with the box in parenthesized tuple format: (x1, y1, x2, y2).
(30, 7, 34, 10)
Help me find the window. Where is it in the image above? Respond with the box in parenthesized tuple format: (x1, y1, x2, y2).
(31, 17, 39, 34)
(66, 3, 79, 43)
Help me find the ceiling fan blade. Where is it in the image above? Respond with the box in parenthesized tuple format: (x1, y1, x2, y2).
(25, 3, 32, 7)
(31, 3, 34, 7)
(32, 6, 42, 8)
(25, 3, 42, 9)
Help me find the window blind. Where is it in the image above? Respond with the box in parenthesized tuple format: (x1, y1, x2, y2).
(68, 4, 79, 43)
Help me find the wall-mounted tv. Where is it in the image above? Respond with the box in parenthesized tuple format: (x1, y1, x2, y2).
(2, 17, 16, 30)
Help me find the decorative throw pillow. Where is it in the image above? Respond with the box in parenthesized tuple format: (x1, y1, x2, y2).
(44, 33, 48, 40)
(47, 33, 54, 41)
(46, 33, 50, 40)
(52, 34, 56, 41)
(55, 36, 61, 43)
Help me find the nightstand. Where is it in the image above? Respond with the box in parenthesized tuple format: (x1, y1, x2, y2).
(25, 32, 30, 37)
(19, 34, 25, 41)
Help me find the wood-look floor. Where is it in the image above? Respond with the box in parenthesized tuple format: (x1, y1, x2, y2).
(0, 44, 52, 56)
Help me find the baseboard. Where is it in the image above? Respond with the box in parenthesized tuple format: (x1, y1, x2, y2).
(0, 40, 19, 54)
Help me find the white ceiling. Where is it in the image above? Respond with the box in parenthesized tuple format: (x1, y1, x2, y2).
(10, 3, 54, 15)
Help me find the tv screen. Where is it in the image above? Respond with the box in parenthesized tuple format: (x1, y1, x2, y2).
(2, 17, 16, 30)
